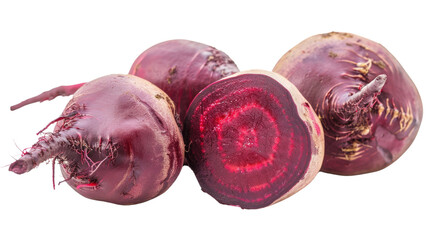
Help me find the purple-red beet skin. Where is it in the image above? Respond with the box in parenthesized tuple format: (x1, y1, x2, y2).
(129, 39, 239, 124)
(273, 32, 423, 175)
(183, 70, 324, 209)
(10, 74, 185, 205)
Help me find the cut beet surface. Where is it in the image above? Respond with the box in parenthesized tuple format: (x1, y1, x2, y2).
(183, 70, 324, 209)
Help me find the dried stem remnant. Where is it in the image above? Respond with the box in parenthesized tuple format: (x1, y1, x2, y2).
(343, 74, 387, 112)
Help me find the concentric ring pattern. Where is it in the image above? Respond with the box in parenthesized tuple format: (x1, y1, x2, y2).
(184, 73, 312, 209)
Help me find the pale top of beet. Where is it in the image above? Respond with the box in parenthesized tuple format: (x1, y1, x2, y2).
(10, 74, 185, 205)
(183, 70, 324, 209)
(273, 32, 423, 175)
(129, 39, 239, 124)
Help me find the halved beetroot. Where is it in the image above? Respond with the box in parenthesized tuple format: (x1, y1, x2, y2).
(183, 70, 324, 209)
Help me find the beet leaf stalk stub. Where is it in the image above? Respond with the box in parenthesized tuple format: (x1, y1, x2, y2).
(273, 32, 423, 175)
(183, 70, 324, 209)
(10, 74, 185, 205)
(340, 74, 387, 122)
(343, 74, 387, 111)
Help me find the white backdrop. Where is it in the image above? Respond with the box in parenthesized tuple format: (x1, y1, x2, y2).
(1, 1, 428, 239)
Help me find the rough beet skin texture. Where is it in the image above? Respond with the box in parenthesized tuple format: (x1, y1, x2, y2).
(129, 39, 239, 124)
(273, 32, 423, 175)
(9, 74, 185, 205)
(183, 70, 324, 209)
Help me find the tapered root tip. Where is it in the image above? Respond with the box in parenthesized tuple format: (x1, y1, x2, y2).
(9, 160, 29, 174)
(10, 104, 22, 111)
(9, 83, 86, 111)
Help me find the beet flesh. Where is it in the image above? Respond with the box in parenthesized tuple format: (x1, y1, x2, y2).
(129, 39, 239, 124)
(183, 70, 324, 209)
(273, 32, 423, 175)
(10, 74, 185, 205)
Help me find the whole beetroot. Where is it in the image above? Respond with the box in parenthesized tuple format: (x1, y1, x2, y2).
(129, 39, 239, 124)
(273, 32, 423, 175)
(9, 74, 185, 205)
(183, 70, 324, 209)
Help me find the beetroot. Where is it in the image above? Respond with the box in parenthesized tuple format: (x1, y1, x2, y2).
(9, 74, 185, 205)
(183, 70, 324, 209)
(273, 32, 423, 175)
(129, 39, 239, 124)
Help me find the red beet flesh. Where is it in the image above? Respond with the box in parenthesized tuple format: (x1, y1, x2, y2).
(183, 70, 324, 209)
(129, 39, 239, 124)
(273, 32, 423, 175)
(9, 74, 185, 205)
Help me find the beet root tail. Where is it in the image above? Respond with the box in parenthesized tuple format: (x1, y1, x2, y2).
(9, 160, 29, 174)
(10, 83, 86, 111)
(9, 129, 77, 174)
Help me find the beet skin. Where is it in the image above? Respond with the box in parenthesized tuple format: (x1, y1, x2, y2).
(10, 74, 185, 205)
(183, 70, 324, 209)
(129, 39, 239, 124)
(273, 32, 423, 175)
